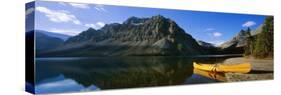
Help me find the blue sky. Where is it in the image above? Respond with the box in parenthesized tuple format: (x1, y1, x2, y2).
(26, 1, 267, 45)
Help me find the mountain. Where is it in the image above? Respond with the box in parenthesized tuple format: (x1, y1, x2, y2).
(196, 40, 221, 54)
(40, 15, 204, 56)
(36, 30, 64, 53)
(197, 40, 215, 48)
(251, 24, 264, 36)
(220, 29, 249, 49)
(220, 25, 264, 49)
(36, 30, 71, 41)
(219, 26, 265, 54)
(244, 16, 273, 58)
(219, 29, 251, 54)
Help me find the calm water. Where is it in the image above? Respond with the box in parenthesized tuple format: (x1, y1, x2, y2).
(35, 55, 240, 94)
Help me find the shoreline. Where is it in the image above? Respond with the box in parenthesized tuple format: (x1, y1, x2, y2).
(222, 57, 273, 82)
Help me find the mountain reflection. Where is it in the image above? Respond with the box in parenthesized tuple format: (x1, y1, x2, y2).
(36, 57, 194, 90)
(35, 74, 99, 94)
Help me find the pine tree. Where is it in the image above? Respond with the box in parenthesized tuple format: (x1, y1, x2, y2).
(244, 27, 253, 56)
(253, 16, 273, 58)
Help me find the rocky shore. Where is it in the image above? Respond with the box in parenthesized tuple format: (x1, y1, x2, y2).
(223, 57, 273, 82)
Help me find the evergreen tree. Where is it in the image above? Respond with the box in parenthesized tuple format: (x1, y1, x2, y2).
(244, 27, 253, 56)
(243, 16, 273, 58)
(253, 16, 274, 58)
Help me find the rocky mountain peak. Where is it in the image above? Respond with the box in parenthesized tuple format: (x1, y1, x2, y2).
(123, 16, 149, 25)
(65, 28, 100, 44)
(220, 29, 250, 49)
(86, 27, 96, 31)
(235, 30, 248, 39)
(45, 15, 203, 56)
(151, 15, 166, 20)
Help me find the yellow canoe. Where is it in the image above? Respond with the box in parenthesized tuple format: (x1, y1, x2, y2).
(193, 69, 226, 82)
(193, 62, 251, 73)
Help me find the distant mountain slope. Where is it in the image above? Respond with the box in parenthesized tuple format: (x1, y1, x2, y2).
(220, 25, 264, 50)
(36, 30, 71, 41)
(220, 29, 250, 49)
(219, 25, 265, 54)
(251, 24, 264, 36)
(197, 40, 215, 48)
(40, 15, 205, 57)
(35, 30, 64, 53)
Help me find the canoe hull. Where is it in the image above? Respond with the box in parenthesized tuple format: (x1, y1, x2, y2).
(193, 69, 226, 82)
(193, 62, 251, 73)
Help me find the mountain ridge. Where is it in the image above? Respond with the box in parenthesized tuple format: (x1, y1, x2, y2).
(39, 15, 205, 57)
(36, 30, 71, 41)
(34, 30, 64, 53)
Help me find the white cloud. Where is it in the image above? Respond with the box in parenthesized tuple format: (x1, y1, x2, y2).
(213, 32, 222, 37)
(26, 8, 34, 16)
(35, 6, 81, 25)
(69, 3, 90, 9)
(205, 28, 215, 31)
(94, 5, 107, 12)
(58, 2, 67, 6)
(242, 21, 256, 27)
(85, 22, 105, 29)
(85, 24, 96, 28)
(49, 28, 81, 36)
(97, 22, 105, 27)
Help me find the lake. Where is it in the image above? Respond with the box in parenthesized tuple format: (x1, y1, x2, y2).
(35, 55, 241, 94)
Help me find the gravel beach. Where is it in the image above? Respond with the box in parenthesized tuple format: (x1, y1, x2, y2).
(222, 57, 273, 82)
